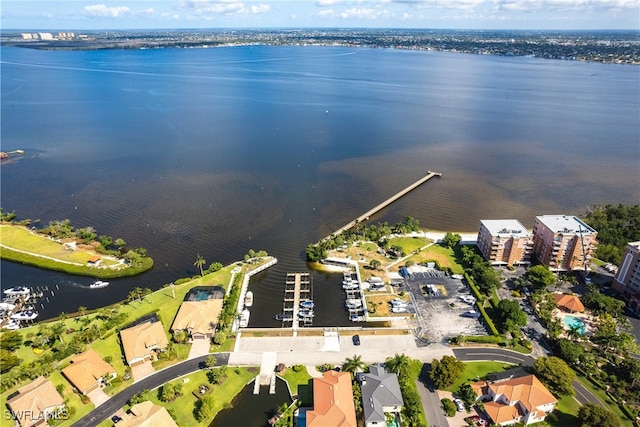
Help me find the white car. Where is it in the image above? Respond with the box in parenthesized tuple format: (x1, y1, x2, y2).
(454, 399, 465, 412)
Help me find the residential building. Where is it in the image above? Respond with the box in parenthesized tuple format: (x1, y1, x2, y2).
(307, 371, 357, 427)
(6, 377, 65, 427)
(612, 241, 640, 310)
(171, 299, 223, 340)
(118, 401, 178, 427)
(476, 220, 533, 266)
(120, 318, 169, 366)
(532, 215, 598, 271)
(358, 365, 404, 427)
(471, 374, 557, 426)
(62, 348, 117, 395)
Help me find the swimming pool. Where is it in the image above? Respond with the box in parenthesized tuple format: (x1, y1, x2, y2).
(563, 315, 586, 334)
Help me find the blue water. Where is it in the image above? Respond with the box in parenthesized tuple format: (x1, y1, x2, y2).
(563, 315, 586, 334)
(1, 46, 638, 324)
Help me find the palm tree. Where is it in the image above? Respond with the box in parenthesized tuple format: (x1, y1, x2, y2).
(58, 312, 68, 323)
(78, 306, 87, 317)
(385, 353, 410, 377)
(194, 253, 206, 277)
(342, 355, 366, 375)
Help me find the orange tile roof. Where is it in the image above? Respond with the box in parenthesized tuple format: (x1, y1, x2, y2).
(170, 300, 223, 336)
(62, 348, 116, 394)
(473, 375, 557, 426)
(118, 401, 178, 427)
(120, 320, 169, 365)
(7, 377, 64, 427)
(553, 293, 585, 312)
(307, 371, 357, 427)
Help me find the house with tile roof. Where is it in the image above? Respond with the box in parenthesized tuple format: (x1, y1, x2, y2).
(119, 318, 169, 366)
(61, 348, 117, 395)
(306, 370, 357, 427)
(471, 374, 557, 426)
(170, 299, 223, 340)
(118, 401, 178, 427)
(6, 377, 65, 427)
(358, 364, 404, 427)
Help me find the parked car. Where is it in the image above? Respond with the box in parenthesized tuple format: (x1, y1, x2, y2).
(454, 398, 465, 412)
(352, 334, 361, 346)
(111, 415, 123, 424)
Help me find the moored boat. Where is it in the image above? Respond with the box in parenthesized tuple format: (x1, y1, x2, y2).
(300, 300, 314, 309)
(89, 280, 109, 289)
(239, 309, 250, 328)
(3, 286, 31, 296)
(11, 310, 38, 321)
(2, 320, 21, 330)
(245, 291, 254, 307)
(274, 312, 293, 321)
(298, 309, 315, 318)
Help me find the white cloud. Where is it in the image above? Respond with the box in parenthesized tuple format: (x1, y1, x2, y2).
(317, 8, 336, 17)
(249, 4, 270, 13)
(177, 0, 270, 15)
(83, 4, 130, 18)
(340, 7, 386, 18)
(317, 0, 343, 6)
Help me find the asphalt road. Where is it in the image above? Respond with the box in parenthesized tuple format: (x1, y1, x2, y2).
(416, 364, 448, 427)
(71, 353, 229, 427)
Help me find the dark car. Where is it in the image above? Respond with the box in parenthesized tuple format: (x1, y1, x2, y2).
(111, 415, 123, 424)
(352, 334, 361, 345)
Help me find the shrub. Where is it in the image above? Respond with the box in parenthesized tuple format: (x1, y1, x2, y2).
(441, 398, 456, 417)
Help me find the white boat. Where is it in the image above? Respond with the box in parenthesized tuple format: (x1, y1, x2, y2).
(3, 287, 31, 296)
(239, 309, 250, 328)
(1, 320, 21, 330)
(300, 300, 314, 309)
(245, 291, 254, 307)
(345, 299, 363, 309)
(89, 280, 109, 289)
(0, 302, 16, 311)
(274, 312, 293, 321)
(298, 309, 315, 318)
(342, 282, 359, 290)
(11, 310, 38, 321)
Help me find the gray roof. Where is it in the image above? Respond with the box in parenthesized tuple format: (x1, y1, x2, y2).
(359, 364, 404, 424)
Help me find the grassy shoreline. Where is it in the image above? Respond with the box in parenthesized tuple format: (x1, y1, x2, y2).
(0, 224, 153, 278)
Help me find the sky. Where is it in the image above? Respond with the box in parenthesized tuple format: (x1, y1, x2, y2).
(2, 0, 639, 31)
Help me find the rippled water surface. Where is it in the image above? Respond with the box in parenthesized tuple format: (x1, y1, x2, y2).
(1, 46, 638, 322)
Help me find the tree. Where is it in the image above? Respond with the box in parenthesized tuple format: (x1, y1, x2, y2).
(534, 356, 575, 396)
(195, 394, 215, 421)
(51, 322, 66, 343)
(456, 383, 477, 410)
(527, 265, 556, 290)
(213, 331, 226, 345)
(205, 355, 217, 369)
(159, 382, 182, 402)
(342, 355, 366, 374)
(370, 259, 381, 270)
(77, 306, 87, 318)
(0, 349, 21, 373)
(194, 253, 206, 277)
(430, 355, 464, 390)
(113, 238, 126, 251)
(0, 330, 23, 351)
(496, 299, 527, 334)
(385, 353, 410, 377)
(577, 403, 619, 427)
(442, 232, 461, 249)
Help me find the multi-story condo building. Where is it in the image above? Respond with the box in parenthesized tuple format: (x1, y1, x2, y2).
(477, 220, 533, 266)
(612, 242, 640, 309)
(532, 215, 598, 271)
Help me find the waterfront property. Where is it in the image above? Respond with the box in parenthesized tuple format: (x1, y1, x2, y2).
(357, 365, 404, 427)
(532, 215, 598, 271)
(305, 371, 357, 427)
(476, 220, 533, 267)
(471, 374, 557, 426)
(117, 400, 179, 427)
(120, 317, 169, 366)
(61, 348, 117, 395)
(170, 286, 225, 340)
(612, 241, 640, 310)
(6, 376, 65, 427)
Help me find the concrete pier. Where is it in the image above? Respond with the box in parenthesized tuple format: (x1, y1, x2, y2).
(322, 170, 441, 241)
(280, 273, 312, 329)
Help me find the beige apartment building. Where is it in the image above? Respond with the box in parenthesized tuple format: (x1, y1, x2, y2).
(612, 242, 640, 310)
(477, 220, 533, 267)
(532, 215, 598, 271)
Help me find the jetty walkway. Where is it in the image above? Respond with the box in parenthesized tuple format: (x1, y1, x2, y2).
(321, 170, 441, 241)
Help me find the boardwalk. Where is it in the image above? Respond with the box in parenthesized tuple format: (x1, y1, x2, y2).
(322, 170, 441, 241)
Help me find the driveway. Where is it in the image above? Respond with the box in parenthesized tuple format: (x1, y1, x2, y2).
(417, 364, 448, 427)
(86, 387, 110, 407)
(188, 338, 211, 359)
(131, 360, 154, 382)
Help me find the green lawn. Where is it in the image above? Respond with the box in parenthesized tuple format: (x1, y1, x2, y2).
(405, 244, 464, 274)
(575, 375, 634, 427)
(446, 362, 515, 393)
(136, 367, 256, 426)
(388, 236, 430, 254)
(278, 367, 312, 399)
(548, 395, 581, 427)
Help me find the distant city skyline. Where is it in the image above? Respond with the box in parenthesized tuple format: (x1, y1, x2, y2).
(2, 0, 639, 31)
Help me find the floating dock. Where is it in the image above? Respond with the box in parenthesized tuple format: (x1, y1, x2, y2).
(279, 273, 312, 328)
(322, 170, 441, 241)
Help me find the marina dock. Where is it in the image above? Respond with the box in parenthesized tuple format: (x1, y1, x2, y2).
(279, 273, 312, 328)
(322, 170, 441, 241)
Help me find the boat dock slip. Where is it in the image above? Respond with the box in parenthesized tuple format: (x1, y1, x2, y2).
(280, 273, 312, 329)
(254, 352, 277, 394)
(322, 170, 441, 241)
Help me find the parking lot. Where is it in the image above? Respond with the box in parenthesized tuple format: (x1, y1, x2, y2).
(402, 267, 487, 343)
